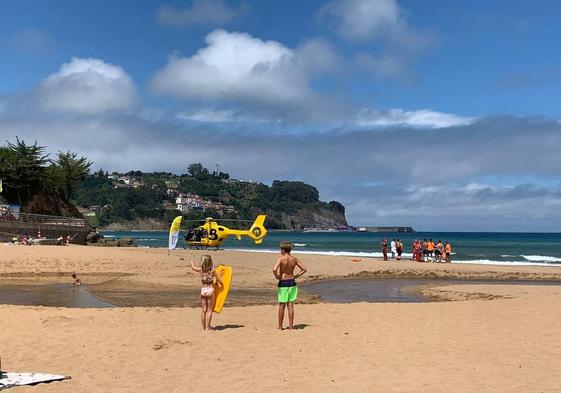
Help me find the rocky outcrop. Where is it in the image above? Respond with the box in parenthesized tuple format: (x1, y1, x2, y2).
(267, 206, 347, 229)
(87, 237, 136, 247)
(86, 230, 136, 247)
(23, 193, 82, 218)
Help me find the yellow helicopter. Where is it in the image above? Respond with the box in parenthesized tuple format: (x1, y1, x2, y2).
(184, 215, 267, 249)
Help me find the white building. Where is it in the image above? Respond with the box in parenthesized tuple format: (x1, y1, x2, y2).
(176, 193, 204, 213)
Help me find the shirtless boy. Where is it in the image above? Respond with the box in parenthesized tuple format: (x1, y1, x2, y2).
(273, 241, 307, 330)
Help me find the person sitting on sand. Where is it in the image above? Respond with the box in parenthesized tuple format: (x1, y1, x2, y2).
(190, 255, 222, 331)
(273, 241, 307, 330)
(71, 274, 82, 286)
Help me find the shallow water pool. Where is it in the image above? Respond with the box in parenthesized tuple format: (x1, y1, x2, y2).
(300, 278, 561, 303)
(0, 283, 115, 308)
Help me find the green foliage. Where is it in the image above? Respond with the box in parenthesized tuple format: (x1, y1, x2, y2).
(328, 201, 345, 214)
(0, 139, 50, 205)
(72, 162, 346, 228)
(51, 151, 92, 203)
(0, 138, 92, 217)
(187, 163, 208, 177)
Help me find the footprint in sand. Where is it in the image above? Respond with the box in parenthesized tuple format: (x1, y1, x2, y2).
(152, 339, 192, 351)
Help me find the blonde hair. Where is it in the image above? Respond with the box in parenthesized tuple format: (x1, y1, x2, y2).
(201, 255, 213, 273)
(280, 241, 292, 253)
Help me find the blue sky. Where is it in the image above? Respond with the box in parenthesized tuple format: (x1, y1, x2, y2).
(1, 0, 561, 230)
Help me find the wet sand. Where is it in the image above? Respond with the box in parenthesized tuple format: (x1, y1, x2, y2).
(2, 245, 561, 392)
(2, 245, 561, 307)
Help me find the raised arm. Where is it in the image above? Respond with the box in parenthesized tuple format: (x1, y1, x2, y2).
(272, 258, 282, 280)
(293, 258, 307, 279)
(190, 260, 201, 272)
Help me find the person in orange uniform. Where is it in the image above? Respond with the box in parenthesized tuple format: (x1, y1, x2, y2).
(427, 239, 435, 260)
(445, 241, 452, 263)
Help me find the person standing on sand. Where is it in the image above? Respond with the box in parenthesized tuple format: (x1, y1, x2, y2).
(273, 241, 307, 330)
(411, 240, 418, 261)
(427, 239, 435, 260)
(436, 240, 444, 262)
(380, 238, 388, 261)
(390, 239, 397, 260)
(396, 239, 403, 260)
(190, 255, 223, 331)
(445, 241, 452, 263)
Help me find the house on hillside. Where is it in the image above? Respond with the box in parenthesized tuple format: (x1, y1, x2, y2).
(176, 193, 204, 213)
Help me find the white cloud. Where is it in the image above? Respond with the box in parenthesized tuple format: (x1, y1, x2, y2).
(354, 108, 476, 129)
(38, 57, 136, 114)
(319, 0, 433, 80)
(319, 0, 406, 42)
(157, 0, 248, 27)
(152, 30, 340, 120)
(176, 108, 273, 123)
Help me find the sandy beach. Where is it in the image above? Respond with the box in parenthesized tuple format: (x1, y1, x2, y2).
(2, 245, 561, 392)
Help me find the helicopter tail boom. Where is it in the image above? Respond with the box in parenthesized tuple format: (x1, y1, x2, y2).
(226, 215, 267, 244)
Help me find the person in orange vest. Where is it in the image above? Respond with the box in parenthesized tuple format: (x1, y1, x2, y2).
(427, 239, 435, 260)
(445, 241, 452, 263)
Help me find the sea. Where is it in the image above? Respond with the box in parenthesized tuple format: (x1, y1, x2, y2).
(101, 230, 561, 267)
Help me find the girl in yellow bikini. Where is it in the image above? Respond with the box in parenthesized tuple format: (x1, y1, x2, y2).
(190, 255, 222, 331)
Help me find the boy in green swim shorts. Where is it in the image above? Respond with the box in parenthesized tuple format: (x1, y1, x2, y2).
(273, 241, 307, 330)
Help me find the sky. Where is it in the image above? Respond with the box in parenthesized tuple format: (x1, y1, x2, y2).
(1, 0, 561, 231)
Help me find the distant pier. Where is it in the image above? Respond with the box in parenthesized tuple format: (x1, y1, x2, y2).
(357, 226, 415, 233)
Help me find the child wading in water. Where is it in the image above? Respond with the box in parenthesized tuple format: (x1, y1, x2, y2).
(191, 255, 222, 331)
(273, 241, 307, 330)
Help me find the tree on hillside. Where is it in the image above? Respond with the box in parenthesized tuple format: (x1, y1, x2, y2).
(187, 163, 209, 177)
(52, 151, 92, 203)
(0, 139, 50, 205)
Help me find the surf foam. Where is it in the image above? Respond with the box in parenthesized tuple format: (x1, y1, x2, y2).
(226, 248, 561, 267)
(522, 255, 561, 262)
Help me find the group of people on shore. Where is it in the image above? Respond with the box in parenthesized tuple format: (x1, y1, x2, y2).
(380, 238, 453, 263)
(8, 230, 74, 246)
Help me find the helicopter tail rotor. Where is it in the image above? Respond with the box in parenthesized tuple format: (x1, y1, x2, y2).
(248, 215, 267, 244)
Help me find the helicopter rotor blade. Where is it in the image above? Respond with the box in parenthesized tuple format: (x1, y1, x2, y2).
(211, 219, 254, 222)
